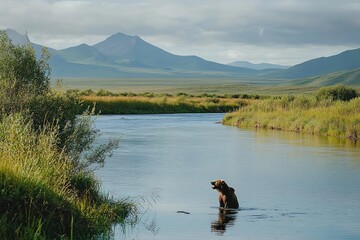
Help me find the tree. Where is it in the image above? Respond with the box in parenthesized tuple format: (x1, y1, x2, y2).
(0, 31, 50, 95)
(0, 30, 118, 174)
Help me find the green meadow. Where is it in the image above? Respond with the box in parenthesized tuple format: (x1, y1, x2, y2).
(56, 77, 303, 95)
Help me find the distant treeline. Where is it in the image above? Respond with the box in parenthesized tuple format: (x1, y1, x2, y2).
(79, 95, 249, 114)
(67, 88, 265, 99)
(66, 89, 264, 114)
(223, 85, 360, 140)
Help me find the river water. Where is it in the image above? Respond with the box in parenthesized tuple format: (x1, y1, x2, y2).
(94, 113, 360, 240)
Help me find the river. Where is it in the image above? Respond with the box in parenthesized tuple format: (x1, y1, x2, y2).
(94, 113, 360, 240)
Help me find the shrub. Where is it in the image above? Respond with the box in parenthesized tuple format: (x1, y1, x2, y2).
(0, 31, 50, 96)
(80, 89, 95, 96)
(0, 30, 134, 239)
(96, 89, 114, 96)
(316, 84, 359, 101)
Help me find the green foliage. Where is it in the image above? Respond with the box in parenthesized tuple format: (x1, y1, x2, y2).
(63, 108, 119, 174)
(316, 84, 359, 101)
(0, 114, 136, 239)
(223, 94, 360, 139)
(0, 31, 50, 96)
(96, 88, 115, 96)
(0, 31, 135, 238)
(80, 95, 246, 114)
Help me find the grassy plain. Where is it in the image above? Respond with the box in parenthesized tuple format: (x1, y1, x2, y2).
(56, 77, 309, 95)
(55, 77, 360, 95)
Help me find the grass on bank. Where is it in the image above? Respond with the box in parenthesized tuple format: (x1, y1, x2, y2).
(0, 113, 136, 239)
(79, 95, 250, 114)
(0, 30, 136, 239)
(223, 85, 360, 139)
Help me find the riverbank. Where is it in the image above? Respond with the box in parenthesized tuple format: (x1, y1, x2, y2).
(80, 95, 249, 114)
(0, 112, 136, 239)
(0, 31, 136, 239)
(223, 88, 360, 139)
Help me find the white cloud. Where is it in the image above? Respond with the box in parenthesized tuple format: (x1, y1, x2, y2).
(0, 0, 359, 65)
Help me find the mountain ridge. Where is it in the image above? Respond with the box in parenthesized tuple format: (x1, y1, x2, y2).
(3, 29, 360, 84)
(228, 61, 289, 70)
(283, 67, 360, 86)
(267, 48, 360, 79)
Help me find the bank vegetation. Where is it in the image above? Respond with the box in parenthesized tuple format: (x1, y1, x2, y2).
(223, 85, 360, 139)
(0, 31, 136, 239)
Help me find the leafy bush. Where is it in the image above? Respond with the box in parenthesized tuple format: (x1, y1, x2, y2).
(316, 84, 359, 101)
(0, 30, 134, 239)
(0, 31, 50, 96)
(0, 114, 135, 239)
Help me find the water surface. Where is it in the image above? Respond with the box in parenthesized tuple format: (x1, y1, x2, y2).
(95, 113, 360, 240)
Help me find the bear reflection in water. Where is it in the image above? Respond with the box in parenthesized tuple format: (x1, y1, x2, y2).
(211, 208, 238, 234)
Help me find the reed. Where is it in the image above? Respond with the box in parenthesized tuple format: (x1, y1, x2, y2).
(223, 95, 360, 139)
(80, 95, 248, 114)
(0, 113, 136, 239)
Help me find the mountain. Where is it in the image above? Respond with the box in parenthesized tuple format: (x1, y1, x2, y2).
(93, 33, 255, 73)
(268, 48, 360, 79)
(4, 29, 360, 82)
(284, 67, 360, 86)
(4, 28, 30, 45)
(57, 43, 112, 65)
(4, 29, 258, 78)
(227, 61, 289, 70)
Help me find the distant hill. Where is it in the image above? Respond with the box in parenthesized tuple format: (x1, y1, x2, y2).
(4, 29, 360, 83)
(284, 67, 360, 86)
(227, 61, 289, 70)
(5, 28, 30, 45)
(268, 48, 360, 79)
(4, 29, 257, 78)
(92, 33, 255, 73)
(57, 43, 112, 65)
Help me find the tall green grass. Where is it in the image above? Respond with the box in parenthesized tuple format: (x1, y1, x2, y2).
(80, 95, 248, 114)
(223, 95, 360, 139)
(0, 31, 137, 239)
(0, 114, 136, 239)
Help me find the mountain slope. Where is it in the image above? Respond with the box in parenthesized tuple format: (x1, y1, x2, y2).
(5, 28, 30, 45)
(228, 61, 289, 70)
(57, 43, 112, 65)
(5, 29, 360, 82)
(284, 67, 360, 86)
(268, 48, 360, 79)
(93, 33, 255, 74)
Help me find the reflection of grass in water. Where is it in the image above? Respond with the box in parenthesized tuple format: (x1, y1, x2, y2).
(132, 189, 161, 236)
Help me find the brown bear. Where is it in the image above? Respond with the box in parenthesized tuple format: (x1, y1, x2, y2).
(211, 179, 239, 209)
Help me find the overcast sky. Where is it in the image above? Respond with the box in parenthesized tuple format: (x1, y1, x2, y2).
(1, 0, 359, 65)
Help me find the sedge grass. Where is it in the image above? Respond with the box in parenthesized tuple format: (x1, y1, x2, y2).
(80, 95, 249, 114)
(223, 96, 360, 140)
(0, 114, 136, 239)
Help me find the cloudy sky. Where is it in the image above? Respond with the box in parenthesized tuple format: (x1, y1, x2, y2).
(1, 0, 359, 65)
